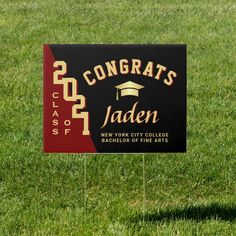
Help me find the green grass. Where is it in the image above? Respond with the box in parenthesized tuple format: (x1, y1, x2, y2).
(0, 0, 236, 235)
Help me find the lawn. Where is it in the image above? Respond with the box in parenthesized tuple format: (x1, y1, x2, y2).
(0, 0, 236, 235)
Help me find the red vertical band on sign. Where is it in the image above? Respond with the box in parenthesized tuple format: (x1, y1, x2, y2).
(43, 45, 96, 153)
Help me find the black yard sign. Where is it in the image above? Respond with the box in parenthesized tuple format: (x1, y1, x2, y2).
(43, 44, 186, 153)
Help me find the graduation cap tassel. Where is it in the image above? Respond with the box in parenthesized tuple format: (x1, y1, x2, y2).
(116, 89, 119, 100)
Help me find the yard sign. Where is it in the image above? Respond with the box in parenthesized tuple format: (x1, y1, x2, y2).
(43, 45, 186, 153)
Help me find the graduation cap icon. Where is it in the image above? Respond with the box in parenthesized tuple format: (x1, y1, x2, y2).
(115, 81, 144, 100)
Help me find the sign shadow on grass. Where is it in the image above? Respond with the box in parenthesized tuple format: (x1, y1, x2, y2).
(131, 203, 236, 223)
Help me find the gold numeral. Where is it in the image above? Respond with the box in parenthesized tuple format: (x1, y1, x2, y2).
(53, 61, 90, 136)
